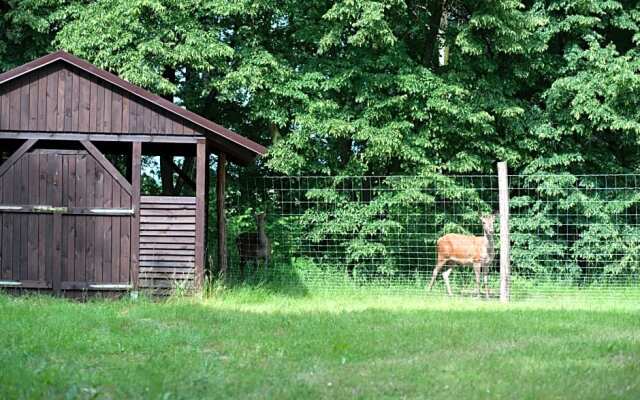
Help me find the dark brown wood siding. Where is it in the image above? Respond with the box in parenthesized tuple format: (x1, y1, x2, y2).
(0, 63, 204, 136)
(0, 149, 133, 289)
(139, 196, 196, 290)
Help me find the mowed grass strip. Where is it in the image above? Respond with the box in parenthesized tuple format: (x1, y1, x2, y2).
(0, 291, 638, 399)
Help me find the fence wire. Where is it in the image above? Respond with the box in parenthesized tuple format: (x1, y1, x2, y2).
(212, 174, 640, 301)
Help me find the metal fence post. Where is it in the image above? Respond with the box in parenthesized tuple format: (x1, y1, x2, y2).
(498, 162, 511, 303)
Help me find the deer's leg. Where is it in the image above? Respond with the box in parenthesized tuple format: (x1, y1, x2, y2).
(428, 259, 445, 291)
(239, 258, 246, 279)
(473, 262, 482, 297)
(442, 267, 454, 296)
(483, 264, 490, 299)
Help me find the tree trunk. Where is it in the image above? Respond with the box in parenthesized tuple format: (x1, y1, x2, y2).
(269, 122, 281, 144)
(160, 155, 175, 195)
(423, 0, 446, 68)
(174, 156, 195, 195)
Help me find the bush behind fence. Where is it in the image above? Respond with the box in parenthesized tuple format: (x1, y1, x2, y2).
(207, 173, 640, 299)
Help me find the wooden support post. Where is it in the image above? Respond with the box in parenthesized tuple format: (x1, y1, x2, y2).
(131, 142, 141, 289)
(204, 149, 212, 278)
(195, 139, 206, 288)
(217, 153, 228, 278)
(498, 161, 511, 303)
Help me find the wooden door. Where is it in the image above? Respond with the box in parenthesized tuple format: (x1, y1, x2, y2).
(0, 148, 133, 293)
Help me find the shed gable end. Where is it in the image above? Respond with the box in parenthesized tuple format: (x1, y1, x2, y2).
(0, 62, 205, 137)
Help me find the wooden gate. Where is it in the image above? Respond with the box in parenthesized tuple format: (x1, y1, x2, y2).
(0, 146, 133, 293)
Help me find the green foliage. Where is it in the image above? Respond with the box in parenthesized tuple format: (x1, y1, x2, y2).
(510, 174, 640, 282)
(3, 0, 640, 174)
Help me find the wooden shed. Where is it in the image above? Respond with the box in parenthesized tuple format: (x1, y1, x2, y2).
(0, 51, 266, 295)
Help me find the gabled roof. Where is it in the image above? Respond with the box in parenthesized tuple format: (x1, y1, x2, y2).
(0, 51, 266, 163)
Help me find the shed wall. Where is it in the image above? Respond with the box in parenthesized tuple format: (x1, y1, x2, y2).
(0, 63, 204, 136)
(139, 196, 196, 290)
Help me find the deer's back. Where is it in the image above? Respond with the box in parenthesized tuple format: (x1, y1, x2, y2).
(437, 233, 488, 264)
(236, 232, 259, 252)
(236, 232, 269, 258)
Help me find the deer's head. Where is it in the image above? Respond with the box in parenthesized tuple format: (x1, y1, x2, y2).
(255, 212, 266, 225)
(480, 213, 496, 235)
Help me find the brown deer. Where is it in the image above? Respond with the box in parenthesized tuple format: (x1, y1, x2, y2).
(428, 214, 496, 298)
(236, 212, 271, 278)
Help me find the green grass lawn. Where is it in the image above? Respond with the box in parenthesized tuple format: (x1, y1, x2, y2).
(1, 289, 639, 399)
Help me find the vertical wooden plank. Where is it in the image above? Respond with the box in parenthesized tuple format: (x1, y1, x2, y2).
(112, 91, 122, 133)
(173, 118, 184, 135)
(94, 158, 105, 282)
(195, 140, 207, 287)
(136, 102, 144, 133)
(122, 94, 130, 133)
(129, 100, 137, 133)
(0, 172, 4, 279)
(19, 77, 30, 129)
(66, 156, 77, 283)
(60, 156, 69, 282)
(1, 161, 7, 279)
(27, 154, 38, 281)
(75, 153, 87, 283)
(28, 73, 38, 130)
(131, 142, 141, 288)
(85, 156, 96, 283)
(72, 70, 80, 131)
(37, 70, 47, 131)
(37, 153, 47, 283)
(78, 74, 91, 132)
(64, 67, 73, 131)
(95, 81, 104, 133)
(143, 104, 151, 133)
(216, 152, 227, 279)
(120, 189, 131, 283)
(57, 68, 66, 131)
(130, 99, 139, 134)
(50, 153, 63, 293)
(183, 123, 194, 135)
(102, 173, 113, 283)
(112, 183, 121, 283)
(52, 213, 62, 293)
(151, 109, 159, 134)
(158, 113, 167, 134)
(498, 161, 510, 303)
(103, 85, 112, 133)
(0, 88, 8, 130)
(89, 78, 98, 132)
(9, 82, 21, 130)
(46, 69, 58, 131)
(131, 100, 139, 133)
(2, 166, 14, 279)
(5, 154, 19, 283)
(45, 153, 55, 286)
(17, 156, 28, 281)
(12, 156, 21, 281)
(204, 149, 212, 280)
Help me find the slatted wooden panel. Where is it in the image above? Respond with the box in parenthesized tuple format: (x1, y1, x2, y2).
(139, 196, 196, 290)
(58, 151, 133, 286)
(0, 149, 133, 288)
(0, 152, 50, 284)
(0, 63, 202, 136)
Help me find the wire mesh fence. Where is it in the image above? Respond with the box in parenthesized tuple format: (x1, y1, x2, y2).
(210, 173, 640, 301)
